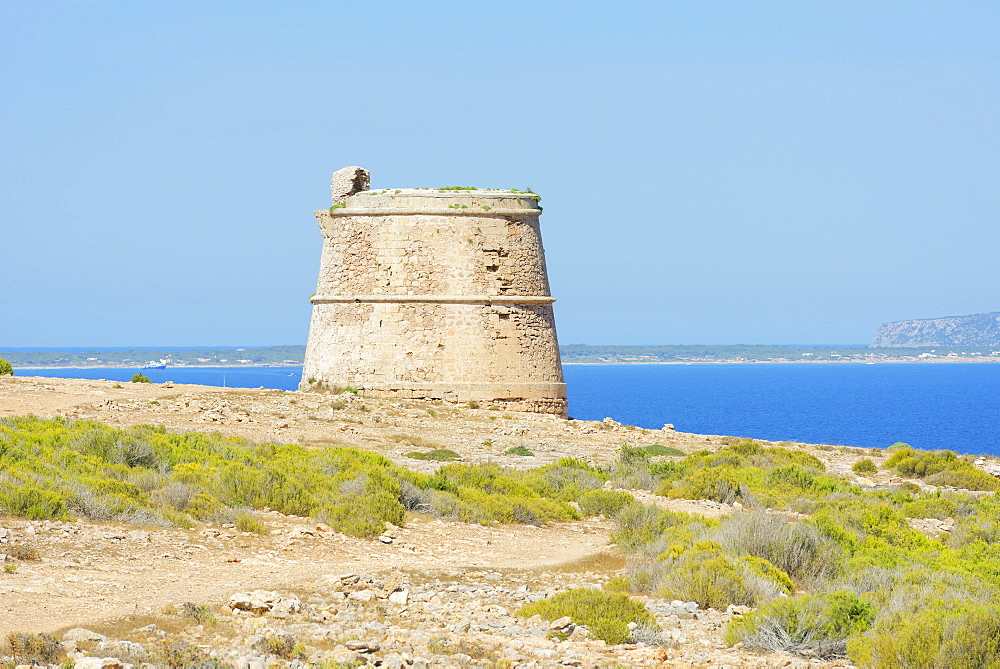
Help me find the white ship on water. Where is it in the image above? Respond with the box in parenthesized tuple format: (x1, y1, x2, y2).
(142, 359, 169, 370)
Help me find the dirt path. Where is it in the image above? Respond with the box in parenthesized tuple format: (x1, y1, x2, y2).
(2, 511, 611, 635)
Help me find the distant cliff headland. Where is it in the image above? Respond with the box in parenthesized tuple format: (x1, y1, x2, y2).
(5, 342, 1000, 369)
(872, 311, 1000, 347)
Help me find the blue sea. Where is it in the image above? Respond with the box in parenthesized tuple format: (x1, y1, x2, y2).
(23, 363, 1000, 456)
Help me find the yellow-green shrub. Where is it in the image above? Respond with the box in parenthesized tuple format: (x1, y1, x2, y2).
(848, 601, 1000, 668)
(883, 447, 1000, 491)
(660, 464, 760, 504)
(5, 632, 65, 665)
(852, 458, 877, 475)
(715, 511, 842, 582)
(0, 416, 604, 534)
(926, 466, 1000, 492)
(726, 591, 875, 659)
(517, 588, 655, 644)
(0, 484, 69, 520)
(612, 504, 711, 551)
(235, 512, 267, 534)
(739, 555, 794, 594)
(901, 495, 958, 520)
(656, 542, 787, 609)
(578, 489, 636, 517)
(316, 490, 405, 537)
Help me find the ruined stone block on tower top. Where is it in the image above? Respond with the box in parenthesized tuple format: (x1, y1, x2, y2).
(331, 166, 370, 201)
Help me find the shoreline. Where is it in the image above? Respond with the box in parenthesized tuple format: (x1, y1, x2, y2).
(562, 357, 1000, 365)
(14, 362, 304, 370)
(15, 358, 1000, 370)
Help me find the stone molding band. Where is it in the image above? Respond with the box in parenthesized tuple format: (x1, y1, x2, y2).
(311, 294, 556, 304)
(321, 208, 541, 218)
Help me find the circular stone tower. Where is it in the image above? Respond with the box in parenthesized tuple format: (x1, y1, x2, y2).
(300, 167, 567, 415)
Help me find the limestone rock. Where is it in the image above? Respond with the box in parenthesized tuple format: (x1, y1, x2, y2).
(64, 628, 107, 643)
(330, 166, 370, 201)
(73, 659, 125, 669)
(381, 570, 403, 595)
(549, 616, 574, 630)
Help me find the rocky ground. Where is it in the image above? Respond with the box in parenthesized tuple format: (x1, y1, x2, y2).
(2, 374, 996, 667)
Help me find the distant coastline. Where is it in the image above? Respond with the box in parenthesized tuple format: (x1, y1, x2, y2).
(563, 357, 1000, 365)
(5, 343, 1000, 369)
(15, 362, 303, 370)
(14, 358, 1000, 370)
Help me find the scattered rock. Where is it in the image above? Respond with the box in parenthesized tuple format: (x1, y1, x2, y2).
(63, 628, 107, 643)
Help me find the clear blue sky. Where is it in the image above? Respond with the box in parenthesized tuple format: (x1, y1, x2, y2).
(2, 1, 997, 347)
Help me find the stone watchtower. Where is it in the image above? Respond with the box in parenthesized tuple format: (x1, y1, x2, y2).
(300, 167, 567, 415)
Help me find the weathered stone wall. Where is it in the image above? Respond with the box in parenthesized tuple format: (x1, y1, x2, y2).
(301, 180, 566, 414)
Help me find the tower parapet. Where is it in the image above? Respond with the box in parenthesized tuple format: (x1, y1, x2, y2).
(301, 168, 567, 415)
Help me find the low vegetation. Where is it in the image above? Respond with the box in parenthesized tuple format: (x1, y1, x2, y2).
(852, 458, 877, 475)
(642, 444, 685, 456)
(3, 413, 998, 666)
(517, 588, 655, 644)
(588, 438, 1000, 665)
(403, 448, 461, 462)
(0, 417, 599, 537)
(131, 373, 151, 383)
(884, 444, 1000, 491)
(5, 632, 66, 666)
(0, 358, 13, 376)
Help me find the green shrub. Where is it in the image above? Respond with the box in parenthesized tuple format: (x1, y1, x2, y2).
(0, 485, 70, 520)
(740, 555, 795, 594)
(642, 444, 685, 456)
(852, 459, 877, 475)
(521, 458, 603, 501)
(901, 495, 958, 520)
(848, 601, 1000, 668)
(0, 416, 609, 535)
(131, 373, 151, 383)
(5, 632, 65, 665)
(882, 448, 999, 490)
(714, 511, 841, 582)
(578, 489, 636, 517)
(655, 542, 788, 609)
(316, 490, 405, 537)
(661, 464, 758, 504)
(612, 504, 707, 551)
(947, 497, 1000, 546)
(725, 591, 875, 659)
(235, 512, 267, 534)
(647, 459, 689, 482)
(157, 639, 209, 668)
(504, 446, 534, 457)
(0, 358, 13, 376)
(768, 464, 817, 489)
(517, 588, 655, 644)
(925, 466, 1000, 492)
(182, 601, 217, 624)
(266, 634, 304, 660)
(404, 448, 461, 461)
